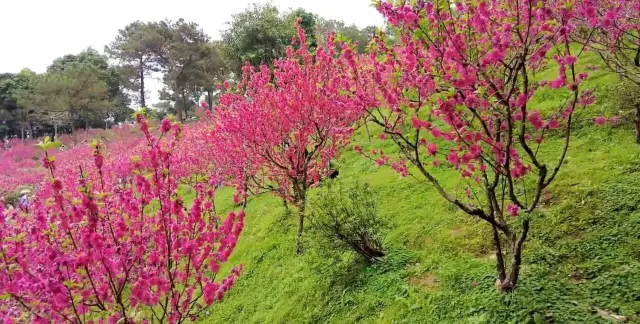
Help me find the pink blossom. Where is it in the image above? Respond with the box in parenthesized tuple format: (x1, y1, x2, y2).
(427, 143, 437, 156)
(563, 55, 577, 65)
(528, 112, 544, 131)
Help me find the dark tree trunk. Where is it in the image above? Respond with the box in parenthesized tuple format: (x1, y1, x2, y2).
(71, 121, 77, 144)
(182, 89, 189, 120)
(296, 195, 307, 254)
(242, 177, 249, 209)
(70, 110, 77, 143)
(207, 90, 213, 111)
(492, 225, 507, 282)
(495, 220, 529, 293)
(360, 245, 385, 263)
(27, 120, 34, 140)
(635, 103, 640, 144)
(174, 89, 183, 123)
(282, 197, 289, 213)
(139, 59, 146, 108)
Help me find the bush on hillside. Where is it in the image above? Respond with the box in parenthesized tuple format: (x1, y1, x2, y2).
(309, 181, 386, 264)
(600, 80, 640, 125)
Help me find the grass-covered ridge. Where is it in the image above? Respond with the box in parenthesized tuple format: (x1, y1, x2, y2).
(201, 126, 640, 323)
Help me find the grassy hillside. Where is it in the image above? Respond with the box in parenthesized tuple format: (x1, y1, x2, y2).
(197, 53, 640, 323)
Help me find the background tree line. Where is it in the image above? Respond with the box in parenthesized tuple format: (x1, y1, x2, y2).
(0, 3, 377, 141)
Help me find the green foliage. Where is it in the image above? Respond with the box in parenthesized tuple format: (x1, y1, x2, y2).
(316, 18, 375, 54)
(287, 8, 318, 50)
(220, 4, 376, 75)
(220, 3, 294, 74)
(47, 48, 127, 108)
(0, 49, 131, 139)
(157, 18, 210, 121)
(35, 62, 113, 131)
(308, 181, 387, 264)
(105, 21, 169, 108)
(0, 69, 38, 138)
(36, 136, 62, 152)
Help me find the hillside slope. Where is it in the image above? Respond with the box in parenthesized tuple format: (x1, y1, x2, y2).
(200, 55, 640, 323)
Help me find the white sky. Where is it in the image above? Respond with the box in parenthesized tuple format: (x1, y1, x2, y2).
(0, 0, 384, 106)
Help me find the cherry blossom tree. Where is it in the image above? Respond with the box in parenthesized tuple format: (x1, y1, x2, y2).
(574, 0, 640, 141)
(213, 26, 360, 253)
(345, 0, 594, 291)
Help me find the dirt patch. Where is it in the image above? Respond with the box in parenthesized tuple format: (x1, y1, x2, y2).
(408, 273, 440, 290)
(478, 252, 497, 261)
(421, 237, 435, 247)
(449, 227, 464, 237)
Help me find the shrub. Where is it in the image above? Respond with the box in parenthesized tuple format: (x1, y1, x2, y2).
(309, 181, 386, 264)
(600, 80, 640, 125)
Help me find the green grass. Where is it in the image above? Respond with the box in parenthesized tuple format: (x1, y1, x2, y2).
(195, 52, 640, 323)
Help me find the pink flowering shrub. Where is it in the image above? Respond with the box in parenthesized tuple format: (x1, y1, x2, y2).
(343, 0, 595, 291)
(0, 125, 147, 199)
(0, 122, 213, 204)
(0, 139, 45, 198)
(212, 26, 361, 253)
(0, 115, 244, 323)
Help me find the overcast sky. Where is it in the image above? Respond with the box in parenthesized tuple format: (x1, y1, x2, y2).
(0, 0, 384, 106)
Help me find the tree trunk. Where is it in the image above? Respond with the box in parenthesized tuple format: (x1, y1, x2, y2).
(27, 120, 34, 139)
(139, 59, 146, 108)
(296, 196, 307, 254)
(282, 197, 290, 215)
(617, 62, 624, 81)
(492, 225, 507, 282)
(54, 124, 58, 139)
(357, 238, 386, 263)
(20, 125, 24, 145)
(497, 220, 530, 293)
(174, 85, 183, 123)
(207, 90, 213, 111)
(85, 119, 89, 131)
(241, 176, 249, 209)
(635, 103, 640, 144)
(182, 89, 189, 120)
(71, 112, 77, 144)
